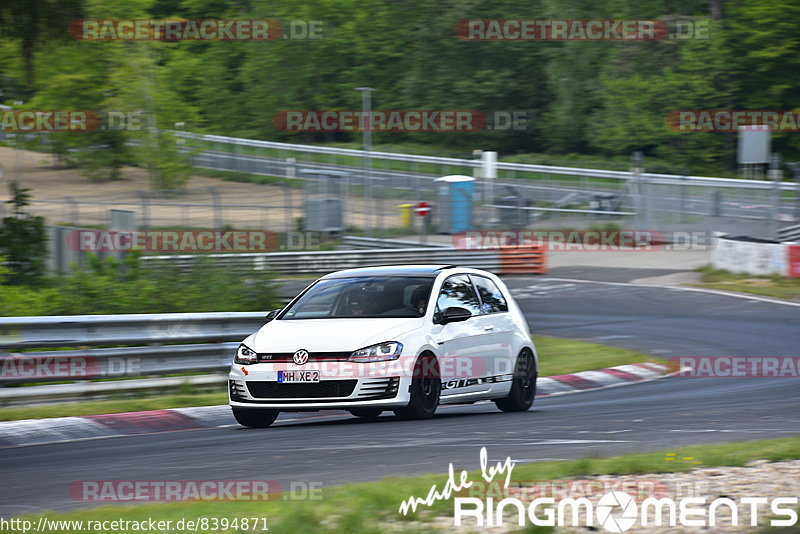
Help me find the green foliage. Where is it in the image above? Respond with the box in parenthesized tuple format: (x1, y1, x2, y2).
(0, 0, 83, 91)
(136, 130, 195, 192)
(22, 0, 199, 183)
(2, 0, 800, 173)
(0, 253, 277, 316)
(0, 181, 48, 285)
(0, 263, 59, 315)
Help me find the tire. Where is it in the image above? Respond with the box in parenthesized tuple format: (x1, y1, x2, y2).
(495, 349, 537, 412)
(394, 354, 441, 420)
(348, 408, 383, 419)
(232, 407, 280, 428)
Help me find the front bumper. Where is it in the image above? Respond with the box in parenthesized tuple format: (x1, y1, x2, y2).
(228, 362, 409, 409)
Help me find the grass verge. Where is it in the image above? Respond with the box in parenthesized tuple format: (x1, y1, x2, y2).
(694, 265, 800, 301)
(0, 336, 664, 421)
(5, 437, 799, 533)
(534, 335, 666, 377)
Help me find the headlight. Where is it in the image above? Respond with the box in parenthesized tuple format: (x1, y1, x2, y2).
(349, 342, 403, 362)
(234, 343, 257, 364)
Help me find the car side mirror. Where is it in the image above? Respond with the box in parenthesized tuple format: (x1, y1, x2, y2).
(265, 309, 281, 322)
(440, 306, 472, 325)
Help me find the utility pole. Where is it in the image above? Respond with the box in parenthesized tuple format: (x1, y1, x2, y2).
(769, 153, 782, 240)
(631, 151, 647, 230)
(355, 87, 374, 237)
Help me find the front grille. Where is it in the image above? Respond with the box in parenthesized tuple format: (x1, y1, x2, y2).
(229, 379, 248, 401)
(257, 352, 352, 363)
(246, 380, 357, 399)
(357, 377, 400, 400)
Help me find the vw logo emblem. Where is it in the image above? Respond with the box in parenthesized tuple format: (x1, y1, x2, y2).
(293, 349, 309, 365)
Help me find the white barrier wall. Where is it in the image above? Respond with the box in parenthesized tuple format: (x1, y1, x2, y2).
(713, 237, 800, 277)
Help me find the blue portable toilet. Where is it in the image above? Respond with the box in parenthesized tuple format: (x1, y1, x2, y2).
(434, 175, 475, 234)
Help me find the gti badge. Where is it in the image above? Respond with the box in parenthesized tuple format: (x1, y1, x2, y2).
(293, 349, 309, 365)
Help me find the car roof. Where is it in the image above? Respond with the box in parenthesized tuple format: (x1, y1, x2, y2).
(320, 264, 458, 279)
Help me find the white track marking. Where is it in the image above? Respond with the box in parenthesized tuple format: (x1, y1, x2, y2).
(533, 277, 800, 307)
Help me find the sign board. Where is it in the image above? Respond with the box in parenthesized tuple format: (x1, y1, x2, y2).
(738, 125, 770, 165)
(414, 201, 431, 217)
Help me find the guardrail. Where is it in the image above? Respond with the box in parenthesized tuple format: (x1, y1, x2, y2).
(141, 247, 502, 275)
(141, 245, 548, 276)
(340, 236, 450, 249)
(0, 312, 266, 349)
(778, 223, 800, 243)
(178, 131, 800, 192)
(0, 312, 267, 403)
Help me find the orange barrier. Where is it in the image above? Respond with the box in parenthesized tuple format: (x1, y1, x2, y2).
(498, 244, 547, 275)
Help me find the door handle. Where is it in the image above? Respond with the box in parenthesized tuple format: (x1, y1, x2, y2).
(434, 338, 444, 345)
(484, 325, 494, 332)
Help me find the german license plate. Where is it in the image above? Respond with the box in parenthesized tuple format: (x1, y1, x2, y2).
(277, 370, 320, 383)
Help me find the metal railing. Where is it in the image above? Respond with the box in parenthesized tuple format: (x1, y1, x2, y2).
(340, 236, 450, 249)
(0, 312, 266, 349)
(14, 130, 800, 240)
(778, 223, 800, 242)
(0, 312, 267, 403)
(141, 247, 503, 275)
(178, 131, 799, 191)
(177, 131, 799, 240)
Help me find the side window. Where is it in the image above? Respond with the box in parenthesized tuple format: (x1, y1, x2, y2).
(472, 276, 509, 314)
(435, 274, 482, 321)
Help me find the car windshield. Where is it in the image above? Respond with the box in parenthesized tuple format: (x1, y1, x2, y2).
(281, 277, 433, 319)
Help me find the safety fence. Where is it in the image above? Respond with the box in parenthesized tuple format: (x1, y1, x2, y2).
(11, 131, 799, 241)
(140, 245, 547, 276)
(0, 312, 266, 403)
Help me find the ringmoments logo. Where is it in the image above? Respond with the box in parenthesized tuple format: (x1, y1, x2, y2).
(398, 447, 799, 531)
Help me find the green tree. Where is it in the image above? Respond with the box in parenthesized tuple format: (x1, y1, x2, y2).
(727, 0, 800, 158)
(0, 0, 83, 91)
(0, 181, 47, 285)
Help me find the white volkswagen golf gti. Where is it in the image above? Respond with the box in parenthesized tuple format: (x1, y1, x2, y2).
(229, 265, 537, 427)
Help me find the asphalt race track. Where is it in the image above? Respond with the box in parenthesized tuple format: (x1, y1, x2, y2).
(1, 267, 798, 516)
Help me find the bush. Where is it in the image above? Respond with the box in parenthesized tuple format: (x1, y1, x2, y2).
(0, 253, 278, 316)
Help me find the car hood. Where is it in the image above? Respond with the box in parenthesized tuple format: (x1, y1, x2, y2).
(251, 317, 425, 353)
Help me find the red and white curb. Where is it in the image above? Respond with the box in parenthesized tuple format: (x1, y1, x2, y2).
(537, 362, 670, 396)
(0, 363, 670, 448)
